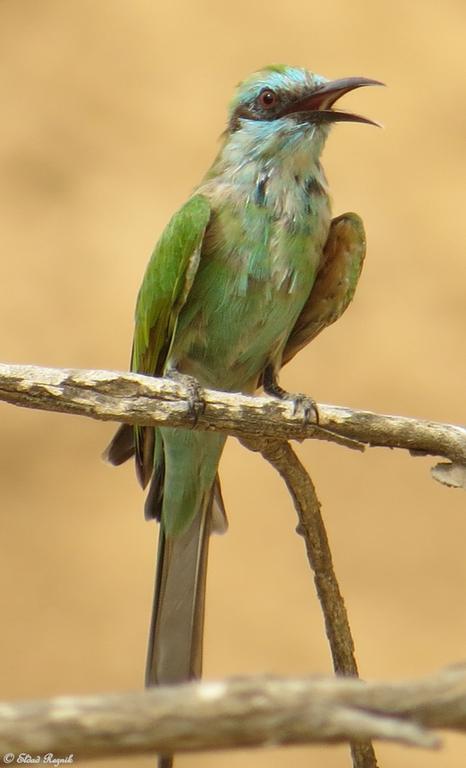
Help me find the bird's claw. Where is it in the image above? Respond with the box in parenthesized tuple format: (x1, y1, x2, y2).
(262, 365, 319, 426)
(166, 369, 205, 425)
(283, 392, 319, 425)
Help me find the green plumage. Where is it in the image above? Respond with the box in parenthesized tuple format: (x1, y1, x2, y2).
(132, 195, 211, 378)
(105, 64, 378, 768)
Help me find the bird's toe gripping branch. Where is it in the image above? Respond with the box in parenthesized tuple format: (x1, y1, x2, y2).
(262, 364, 319, 425)
(166, 368, 206, 425)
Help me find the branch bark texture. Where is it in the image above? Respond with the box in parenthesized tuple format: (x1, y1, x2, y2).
(1, 666, 466, 760)
(0, 364, 464, 464)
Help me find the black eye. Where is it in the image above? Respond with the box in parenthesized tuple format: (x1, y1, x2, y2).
(258, 88, 278, 109)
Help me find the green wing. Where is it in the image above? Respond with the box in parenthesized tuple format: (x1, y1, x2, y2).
(130, 193, 211, 487)
(103, 194, 211, 484)
(132, 193, 211, 376)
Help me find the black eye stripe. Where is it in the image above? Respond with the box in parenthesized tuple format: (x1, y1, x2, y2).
(228, 87, 300, 130)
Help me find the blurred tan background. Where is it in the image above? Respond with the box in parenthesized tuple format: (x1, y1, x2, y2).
(0, 1, 465, 767)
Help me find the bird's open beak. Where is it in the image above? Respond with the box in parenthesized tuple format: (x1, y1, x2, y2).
(281, 76, 384, 126)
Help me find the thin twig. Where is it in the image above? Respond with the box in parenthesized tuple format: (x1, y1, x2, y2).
(0, 364, 464, 465)
(244, 437, 378, 768)
(243, 439, 357, 674)
(2, 665, 466, 760)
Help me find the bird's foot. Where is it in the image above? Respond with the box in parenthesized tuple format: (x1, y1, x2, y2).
(278, 389, 319, 424)
(288, 392, 319, 424)
(166, 368, 205, 425)
(263, 366, 319, 425)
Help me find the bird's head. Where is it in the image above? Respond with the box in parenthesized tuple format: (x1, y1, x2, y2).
(224, 65, 382, 165)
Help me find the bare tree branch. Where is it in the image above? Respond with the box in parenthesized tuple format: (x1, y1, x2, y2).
(0, 364, 464, 465)
(244, 437, 378, 767)
(2, 666, 466, 760)
(1, 362, 464, 766)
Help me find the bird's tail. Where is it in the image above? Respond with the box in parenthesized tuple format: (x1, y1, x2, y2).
(148, 496, 212, 768)
(146, 489, 212, 688)
(105, 424, 226, 768)
(146, 429, 226, 768)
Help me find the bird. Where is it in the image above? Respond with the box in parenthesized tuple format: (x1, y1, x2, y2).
(105, 65, 380, 767)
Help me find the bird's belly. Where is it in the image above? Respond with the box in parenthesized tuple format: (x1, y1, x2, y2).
(172, 259, 315, 391)
(172, 211, 329, 392)
(192, 301, 301, 389)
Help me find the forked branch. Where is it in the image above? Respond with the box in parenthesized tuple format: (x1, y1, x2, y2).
(1, 361, 464, 768)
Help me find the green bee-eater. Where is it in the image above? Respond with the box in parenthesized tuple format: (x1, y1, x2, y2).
(106, 65, 380, 766)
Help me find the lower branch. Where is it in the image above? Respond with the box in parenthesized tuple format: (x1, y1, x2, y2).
(2, 666, 466, 760)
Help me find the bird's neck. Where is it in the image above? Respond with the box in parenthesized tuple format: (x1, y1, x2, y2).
(200, 121, 330, 218)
